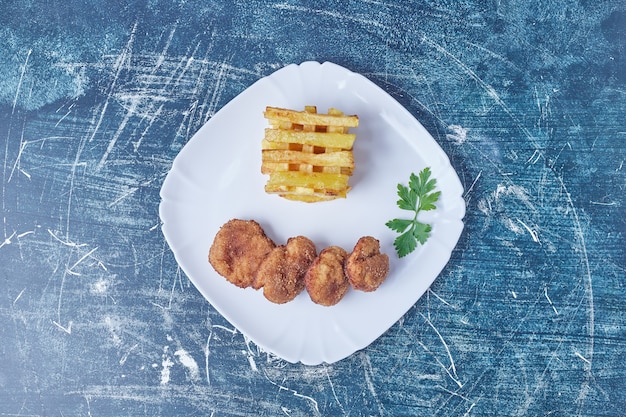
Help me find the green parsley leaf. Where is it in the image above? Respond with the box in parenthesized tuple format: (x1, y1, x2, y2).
(385, 218, 413, 233)
(412, 222, 432, 245)
(396, 184, 416, 211)
(386, 167, 440, 258)
(394, 230, 417, 258)
(419, 190, 441, 211)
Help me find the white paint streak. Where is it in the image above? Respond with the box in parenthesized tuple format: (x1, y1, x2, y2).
(174, 348, 201, 382)
(153, 25, 177, 72)
(97, 101, 136, 170)
(212, 324, 237, 334)
(263, 370, 320, 415)
(574, 351, 591, 364)
(7, 132, 27, 183)
(3, 51, 32, 236)
(108, 186, 139, 207)
(589, 201, 617, 206)
(54, 102, 75, 127)
(160, 346, 174, 385)
(361, 353, 386, 416)
(544, 287, 559, 315)
(0, 231, 16, 249)
(464, 170, 482, 199)
(12, 49, 32, 111)
(47, 229, 87, 248)
(437, 384, 472, 402)
(421, 313, 462, 388)
(325, 366, 346, 415)
(242, 335, 259, 372)
(429, 289, 454, 307)
(462, 402, 478, 417)
(53, 320, 73, 334)
(204, 331, 211, 386)
(119, 344, 139, 366)
(246, 353, 258, 372)
(13, 288, 26, 305)
(516, 218, 540, 243)
(67, 246, 98, 275)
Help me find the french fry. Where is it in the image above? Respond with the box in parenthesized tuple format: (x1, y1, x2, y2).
(264, 129, 355, 150)
(264, 107, 359, 128)
(265, 171, 349, 193)
(279, 192, 349, 202)
(261, 150, 354, 173)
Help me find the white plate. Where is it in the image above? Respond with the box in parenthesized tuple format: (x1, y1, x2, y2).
(159, 61, 465, 365)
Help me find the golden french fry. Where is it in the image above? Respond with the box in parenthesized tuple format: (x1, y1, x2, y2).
(262, 150, 354, 169)
(264, 106, 359, 128)
(261, 140, 342, 155)
(265, 171, 349, 192)
(262, 162, 351, 176)
(264, 129, 355, 150)
(278, 192, 349, 202)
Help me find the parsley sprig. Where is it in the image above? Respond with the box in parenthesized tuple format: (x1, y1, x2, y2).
(386, 167, 441, 258)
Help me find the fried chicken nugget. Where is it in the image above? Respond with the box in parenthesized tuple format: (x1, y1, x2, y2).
(254, 236, 317, 304)
(304, 246, 350, 306)
(345, 236, 389, 292)
(208, 219, 275, 288)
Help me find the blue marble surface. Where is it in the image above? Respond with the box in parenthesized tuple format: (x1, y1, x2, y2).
(1, 1, 625, 416)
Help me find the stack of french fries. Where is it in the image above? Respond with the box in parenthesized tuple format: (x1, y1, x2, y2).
(261, 106, 359, 202)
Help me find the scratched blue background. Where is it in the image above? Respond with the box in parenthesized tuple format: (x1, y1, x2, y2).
(1, 1, 625, 416)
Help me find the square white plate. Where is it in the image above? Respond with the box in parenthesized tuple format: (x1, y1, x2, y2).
(159, 61, 465, 365)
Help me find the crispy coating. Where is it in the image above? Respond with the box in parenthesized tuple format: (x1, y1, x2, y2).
(345, 236, 389, 292)
(254, 236, 317, 304)
(208, 219, 275, 288)
(304, 246, 350, 306)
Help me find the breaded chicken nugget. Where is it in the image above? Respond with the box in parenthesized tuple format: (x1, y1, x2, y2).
(305, 246, 349, 306)
(254, 236, 317, 304)
(345, 236, 389, 292)
(208, 219, 275, 288)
